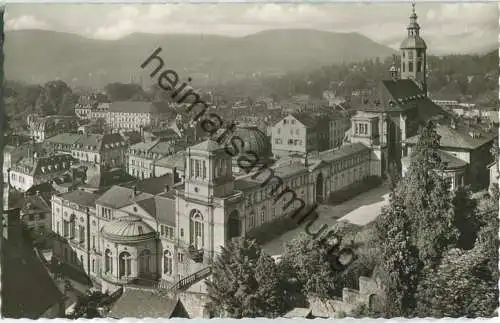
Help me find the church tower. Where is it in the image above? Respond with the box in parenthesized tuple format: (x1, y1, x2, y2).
(400, 3, 427, 94)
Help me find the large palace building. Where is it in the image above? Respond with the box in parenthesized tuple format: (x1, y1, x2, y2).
(50, 4, 496, 295)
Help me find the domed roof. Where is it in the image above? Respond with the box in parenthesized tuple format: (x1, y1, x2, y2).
(231, 126, 271, 159)
(400, 36, 427, 50)
(102, 215, 156, 243)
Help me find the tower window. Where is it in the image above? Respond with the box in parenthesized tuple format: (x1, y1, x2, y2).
(409, 62, 414, 72)
(408, 51, 414, 60)
(417, 62, 422, 72)
(402, 63, 405, 73)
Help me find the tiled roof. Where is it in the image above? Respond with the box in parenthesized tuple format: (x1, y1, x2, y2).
(21, 194, 51, 214)
(102, 215, 156, 243)
(135, 197, 157, 218)
(108, 289, 188, 319)
(46, 133, 81, 145)
(291, 113, 318, 128)
(319, 143, 370, 162)
(155, 151, 186, 170)
(74, 133, 126, 152)
(122, 175, 174, 195)
(13, 154, 75, 176)
(60, 189, 99, 208)
(150, 141, 174, 155)
(96, 185, 136, 208)
(438, 150, 468, 170)
(406, 122, 497, 150)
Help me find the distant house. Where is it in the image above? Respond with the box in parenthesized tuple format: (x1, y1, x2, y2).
(71, 133, 128, 169)
(107, 101, 174, 132)
(127, 140, 177, 180)
(9, 153, 76, 192)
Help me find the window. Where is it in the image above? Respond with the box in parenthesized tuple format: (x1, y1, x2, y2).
(63, 220, 69, 237)
(190, 210, 204, 249)
(79, 225, 85, 243)
(288, 139, 294, 145)
(92, 259, 95, 273)
(163, 250, 173, 274)
(92, 236, 96, 249)
(202, 161, 207, 178)
(119, 252, 132, 277)
(283, 120, 287, 125)
(180, 228, 184, 237)
(261, 207, 266, 224)
(408, 51, 414, 60)
(402, 63, 405, 73)
(417, 61, 422, 72)
(178, 252, 184, 263)
(168, 227, 174, 239)
(105, 249, 113, 274)
(409, 62, 414, 72)
(277, 128, 281, 134)
(249, 212, 256, 228)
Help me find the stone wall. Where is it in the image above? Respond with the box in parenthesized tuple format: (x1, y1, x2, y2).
(177, 291, 211, 318)
(308, 275, 384, 318)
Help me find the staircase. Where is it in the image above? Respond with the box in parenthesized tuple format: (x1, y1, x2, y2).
(155, 266, 212, 293)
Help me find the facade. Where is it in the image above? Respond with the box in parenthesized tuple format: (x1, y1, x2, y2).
(70, 133, 128, 170)
(26, 115, 78, 143)
(9, 153, 76, 192)
(51, 190, 100, 274)
(107, 101, 174, 132)
(50, 133, 382, 294)
(127, 140, 177, 179)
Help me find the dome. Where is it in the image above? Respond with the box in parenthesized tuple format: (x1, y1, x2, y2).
(231, 126, 271, 160)
(102, 215, 156, 243)
(400, 36, 427, 50)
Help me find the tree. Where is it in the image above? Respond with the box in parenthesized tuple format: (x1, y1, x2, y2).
(279, 233, 345, 299)
(206, 238, 288, 318)
(36, 80, 76, 115)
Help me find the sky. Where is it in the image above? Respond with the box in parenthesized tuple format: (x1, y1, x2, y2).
(4, 2, 499, 54)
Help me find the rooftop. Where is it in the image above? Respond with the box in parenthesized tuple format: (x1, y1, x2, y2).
(319, 143, 370, 163)
(59, 189, 100, 208)
(108, 289, 188, 319)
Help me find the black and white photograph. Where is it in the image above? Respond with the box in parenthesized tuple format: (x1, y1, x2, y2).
(1, 2, 499, 319)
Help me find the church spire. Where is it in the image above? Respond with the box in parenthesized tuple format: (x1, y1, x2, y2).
(407, 1, 420, 37)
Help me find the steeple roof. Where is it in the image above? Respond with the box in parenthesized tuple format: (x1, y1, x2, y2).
(400, 3, 427, 49)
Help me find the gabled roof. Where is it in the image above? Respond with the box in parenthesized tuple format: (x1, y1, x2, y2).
(155, 151, 186, 170)
(108, 289, 188, 319)
(438, 150, 468, 170)
(46, 133, 81, 145)
(21, 194, 51, 214)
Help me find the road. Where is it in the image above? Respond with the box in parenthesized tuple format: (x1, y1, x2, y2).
(262, 181, 391, 256)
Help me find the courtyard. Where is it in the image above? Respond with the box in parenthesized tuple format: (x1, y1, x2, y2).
(262, 181, 391, 256)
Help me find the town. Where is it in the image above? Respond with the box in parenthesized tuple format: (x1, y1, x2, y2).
(2, 3, 499, 320)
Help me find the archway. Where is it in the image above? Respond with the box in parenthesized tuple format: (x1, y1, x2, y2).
(316, 173, 324, 203)
(227, 210, 241, 240)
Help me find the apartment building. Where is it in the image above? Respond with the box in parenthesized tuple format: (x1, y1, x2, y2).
(107, 101, 174, 132)
(127, 140, 177, 180)
(71, 133, 128, 170)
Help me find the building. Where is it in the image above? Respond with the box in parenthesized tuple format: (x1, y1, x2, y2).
(154, 151, 186, 181)
(405, 120, 497, 189)
(45, 133, 82, 154)
(488, 161, 499, 193)
(74, 95, 98, 120)
(9, 153, 76, 192)
(107, 101, 175, 132)
(50, 131, 381, 295)
(51, 190, 100, 274)
(26, 114, 78, 143)
(127, 140, 178, 180)
(71, 133, 128, 170)
(271, 113, 326, 158)
(20, 190, 52, 234)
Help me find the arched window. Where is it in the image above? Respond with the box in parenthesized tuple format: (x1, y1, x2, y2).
(105, 249, 112, 274)
(119, 251, 132, 278)
(139, 249, 151, 274)
(189, 210, 204, 249)
(163, 250, 173, 275)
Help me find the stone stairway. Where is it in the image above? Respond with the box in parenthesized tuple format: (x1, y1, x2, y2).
(155, 266, 212, 293)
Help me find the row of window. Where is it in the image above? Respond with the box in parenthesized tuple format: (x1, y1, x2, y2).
(160, 225, 175, 240)
(11, 173, 26, 183)
(276, 128, 301, 136)
(355, 123, 369, 135)
(402, 61, 423, 73)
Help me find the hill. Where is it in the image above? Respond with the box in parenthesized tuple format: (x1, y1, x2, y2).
(4, 29, 394, 87)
